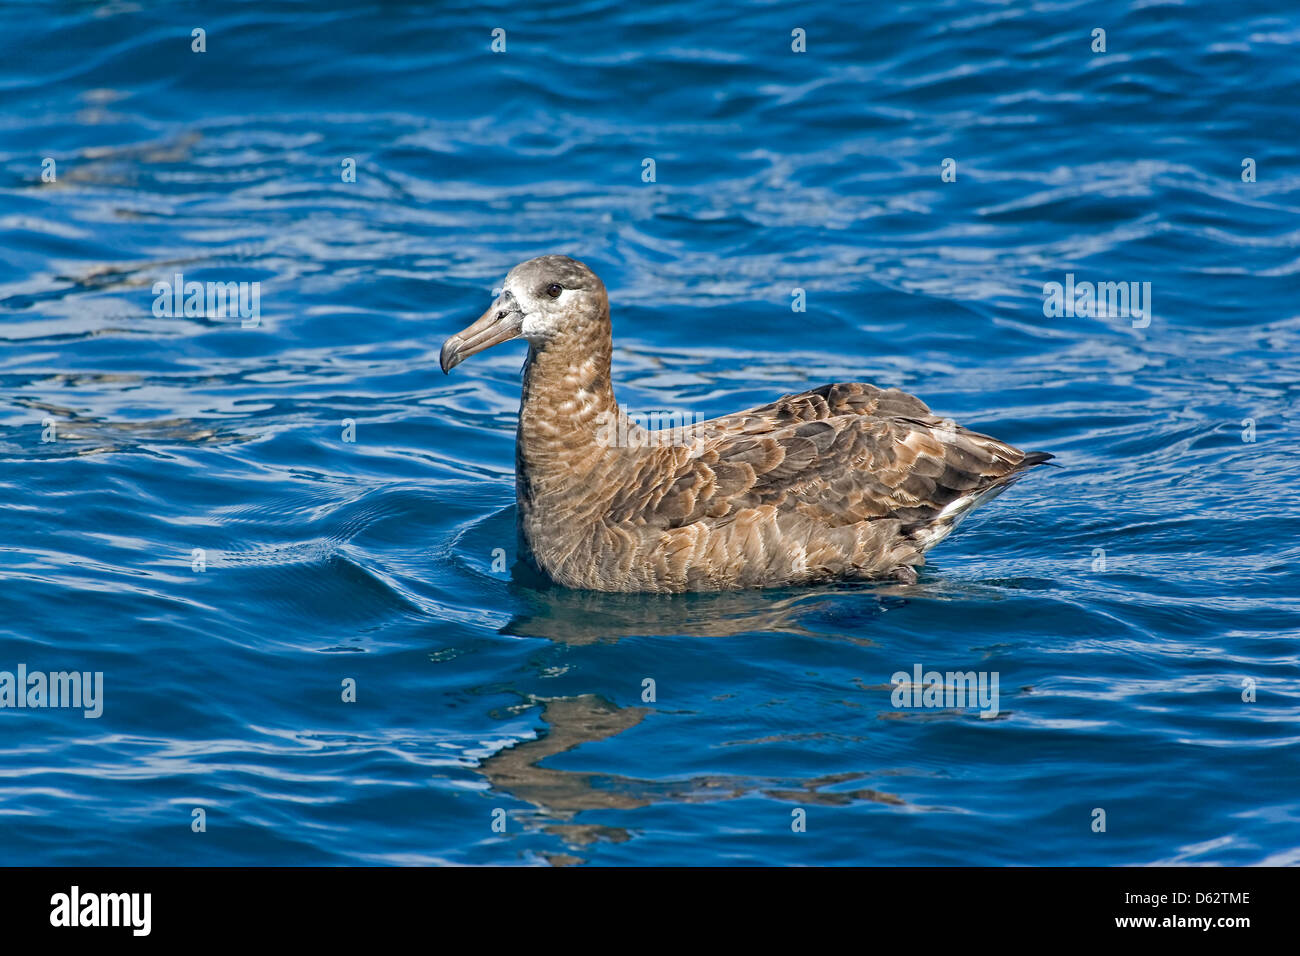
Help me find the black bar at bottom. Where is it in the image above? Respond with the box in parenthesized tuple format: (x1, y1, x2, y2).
(0, 865, 1279, 940)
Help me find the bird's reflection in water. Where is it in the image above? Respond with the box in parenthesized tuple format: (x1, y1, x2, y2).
(498, 559, 903, 645)
(470, 556, 1009, 864)
(479, 693, 903, 866)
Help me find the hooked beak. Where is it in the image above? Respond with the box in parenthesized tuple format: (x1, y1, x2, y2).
(440, 294, 523, 373)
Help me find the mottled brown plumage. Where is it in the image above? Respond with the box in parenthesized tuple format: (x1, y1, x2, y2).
(441, 255, 1052, 593)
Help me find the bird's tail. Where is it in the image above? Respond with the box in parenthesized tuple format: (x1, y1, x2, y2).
(905, 449, 1055, 553)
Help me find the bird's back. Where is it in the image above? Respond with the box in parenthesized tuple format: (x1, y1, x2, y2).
(573, 381, 1051, 591)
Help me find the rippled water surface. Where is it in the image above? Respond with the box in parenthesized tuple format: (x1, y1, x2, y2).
(2, 0, 1298, 865)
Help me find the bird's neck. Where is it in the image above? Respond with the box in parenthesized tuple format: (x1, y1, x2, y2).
(517, 327, 625, 513)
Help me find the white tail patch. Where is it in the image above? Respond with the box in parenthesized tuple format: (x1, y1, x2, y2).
(913, 482, 1016, 552)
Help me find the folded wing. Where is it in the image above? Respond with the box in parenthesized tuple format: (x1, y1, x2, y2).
(608, 382, 1051, 550)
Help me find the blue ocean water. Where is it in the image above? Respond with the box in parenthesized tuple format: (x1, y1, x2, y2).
(1, 0, 1297, 866)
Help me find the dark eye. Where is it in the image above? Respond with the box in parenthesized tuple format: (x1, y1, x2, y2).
(545, 283, 563, 298)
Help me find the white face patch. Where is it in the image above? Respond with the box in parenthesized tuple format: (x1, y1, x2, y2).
(521, 308, 558, 339)
(515, 282, 568, 341)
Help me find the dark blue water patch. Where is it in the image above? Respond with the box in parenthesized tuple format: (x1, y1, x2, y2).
(0, 0, 1297, 866)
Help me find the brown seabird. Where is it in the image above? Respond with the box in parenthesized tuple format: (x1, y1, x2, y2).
(441, 255, 1052, 593)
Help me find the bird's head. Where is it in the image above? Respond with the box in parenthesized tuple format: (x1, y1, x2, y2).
(440, 255, 608, 373)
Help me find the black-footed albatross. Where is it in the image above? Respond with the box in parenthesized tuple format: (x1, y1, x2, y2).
(441, 255, 1052, 593)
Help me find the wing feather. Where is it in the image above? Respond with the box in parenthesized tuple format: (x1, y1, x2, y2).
(607, 383, 1051, 545)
